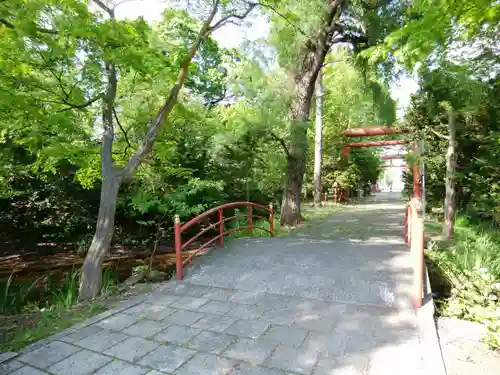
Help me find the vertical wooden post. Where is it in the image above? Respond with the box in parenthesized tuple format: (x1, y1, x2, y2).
(412, 215, 424, 309)
(174, 214, 182, 280)
(269, 203, 274, 237)
(413, 142, 422, 199)
(248, 205, 253, 236)
(404, 204, 409, 245)
(218, 208, 224, 248)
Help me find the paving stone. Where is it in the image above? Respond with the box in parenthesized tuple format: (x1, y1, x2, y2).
(74, 329, 129, 351)
(225, 319, 270, 339)
(112, 298, 147, 312)
(170, 296, 209, 310)
(17, 339, 52, 355)
(162, 310, 205, 326)
(46, 349, 113, 375)
(70, 310, 115, 330)
(92, 360, 150, 375)
(103, 337, 159, 362)
(128, 304, 177, 321)
(254, 294, 293, 310)
(222, 337, 277, 364)
(263, 345, 317, 374)
(312, 355, 369, 375)
(47, 327, 78, 341)
(202, 287, 236, 301)
(300, 330, 348, 358)
(197, 300, 237, 315)
(17, 341, 81, 368)
(192, 315, 238, 332)
(0, 352, 18, 363)
(227, 363, 290, 375)
(228, 291, 266, 305)
(152, 325, 202, 345)
(59, 326, 102, 344)
(8, 366, 49, 375)
(122, 319, 168, 338)
(122, 302, 149, 315)
(186, 330, 237, 354)
(137, 344, 196, 373)
(168, 283, 212, 297)
(95, 313, 142, 331)
(0, 359, 24, 374)
(175, 353, 239, 375)
(260, 309, 297, 325)
(261, 325, 308, 348)
(228, 304, 267, 320)
(148, 294, 179, 306)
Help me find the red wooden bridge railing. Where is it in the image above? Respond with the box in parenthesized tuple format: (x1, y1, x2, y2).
(404, 198, 425, 309)
(174, 202, 275, 280)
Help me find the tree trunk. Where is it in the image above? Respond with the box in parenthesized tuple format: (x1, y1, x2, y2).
(443, 108, 457, 239)
(279, 1, 345, 225)
(313, 70, 324, 206)
(79, 174, 121, 300)
(280, 80, 315, 225)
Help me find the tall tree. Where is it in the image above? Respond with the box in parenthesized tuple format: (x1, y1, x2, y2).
(313, 69, 324, 206)
(0, 0, 257, 299)
(268, 0, 399, 225)
(79, 0, 256, 299)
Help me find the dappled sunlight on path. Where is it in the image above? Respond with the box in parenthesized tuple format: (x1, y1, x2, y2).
(3, 193, 429, 375)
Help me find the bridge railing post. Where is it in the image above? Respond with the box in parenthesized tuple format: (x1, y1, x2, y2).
(174, 214, 182, 280)
(412, 214, 424, 309)
(269, 203, 274, 237)
(248, 205, 253, 236)
(218, 208, 225, 248)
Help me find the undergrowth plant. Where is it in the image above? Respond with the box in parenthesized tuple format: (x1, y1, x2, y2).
(426, 215, 500, 350)
(0, 268, 119, 315)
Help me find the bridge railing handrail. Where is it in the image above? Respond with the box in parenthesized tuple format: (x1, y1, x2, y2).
(405, 198, 424, 309)
(174, 202, 275, 280)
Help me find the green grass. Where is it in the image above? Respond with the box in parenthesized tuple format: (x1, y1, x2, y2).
(0, 268, 119, 315)
(0, 304, 107, 352)
(0, 267, 118, 351)
(425, 215, 500, 350)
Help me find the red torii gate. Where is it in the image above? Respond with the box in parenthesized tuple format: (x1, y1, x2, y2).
(341, 126, 424, 310)
(341, 126, 421, 199)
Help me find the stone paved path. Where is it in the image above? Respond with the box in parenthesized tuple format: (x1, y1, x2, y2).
(1, 193, 426, 375)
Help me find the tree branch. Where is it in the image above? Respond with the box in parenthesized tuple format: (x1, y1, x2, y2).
(122, 0, 221, 177)
(269, 132, 291, 158)
(258, 1, 307, 36)
(91, 0, 114, 16)
(101, 60, 118, 176)
(113, 108, 132, 152)
(430, 128, 450, 140)
(209, 2, 258, 32)
(57, 92, 103, 112)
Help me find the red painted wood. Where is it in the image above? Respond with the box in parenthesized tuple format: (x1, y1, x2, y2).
(174, 202, 275, 279)
(343, 126, 405, 137)
(346, 140, 408, 148)
(218, 208, 224, 248)
(174, 216, 182, 280)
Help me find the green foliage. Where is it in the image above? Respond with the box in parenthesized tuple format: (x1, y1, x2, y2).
(367, 0, 500, 68)
(0, 275, 41, 315)
(405, 65, 500, 223)
(0, 303, 107, 352)
(426, 216, 500, 349)
(0, 269, 117, 315)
